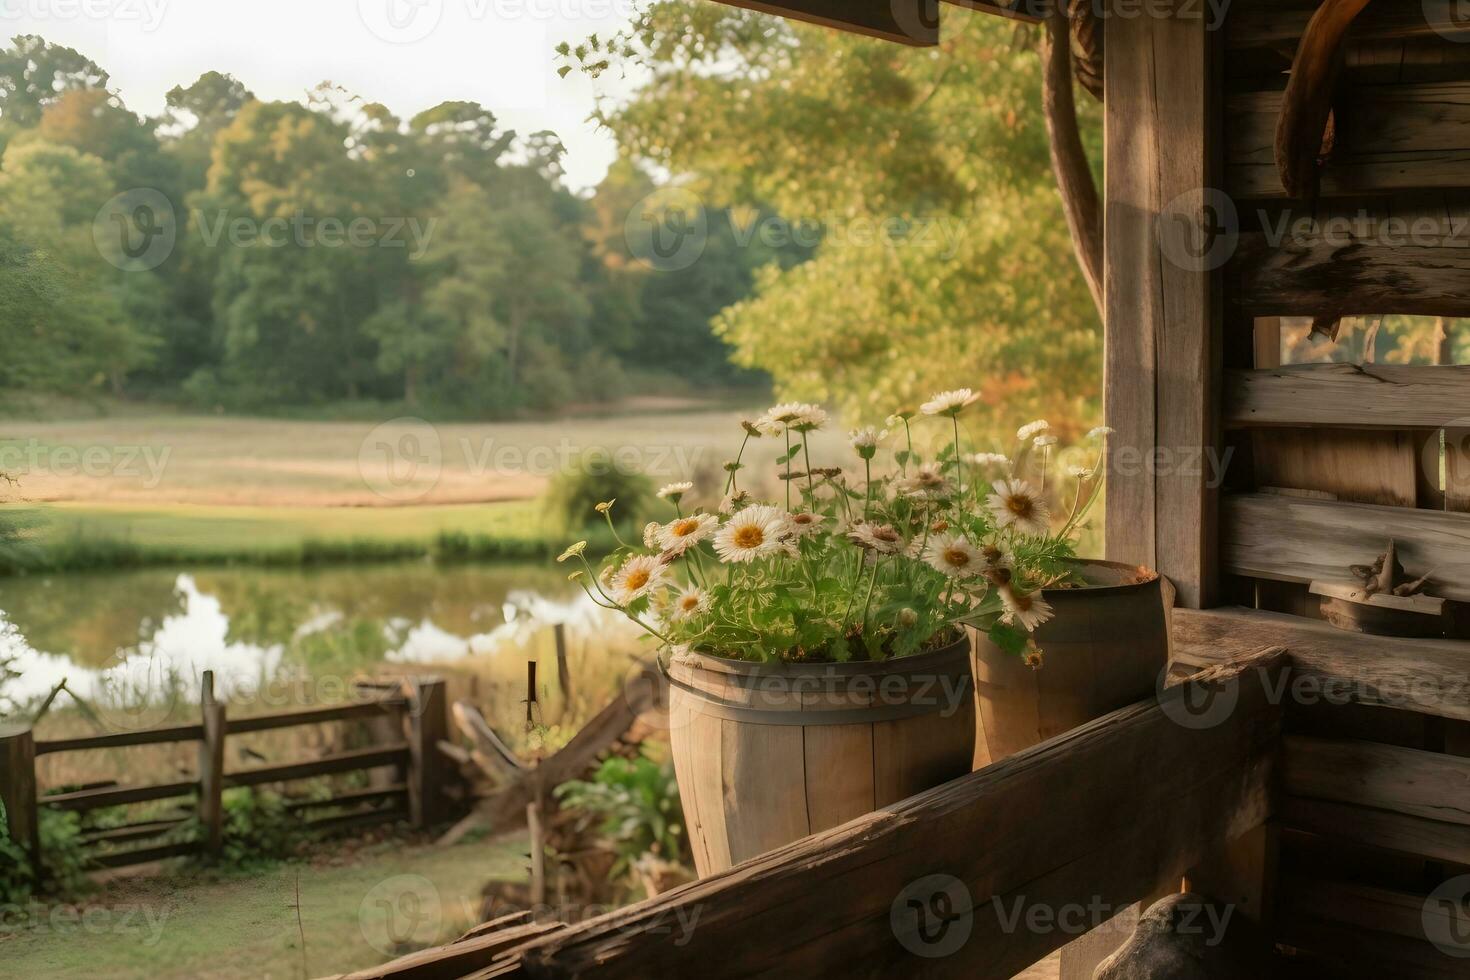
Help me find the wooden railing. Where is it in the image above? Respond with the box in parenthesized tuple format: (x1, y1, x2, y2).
(331, 649, 1289, 980)
(0, 672, 449, 873)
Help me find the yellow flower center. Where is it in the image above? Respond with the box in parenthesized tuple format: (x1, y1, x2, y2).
(1006, 494, 1034, 519)
(624, 568, 651, 591)
(943, 548, 972, 569)
(680, 595, 700, 611)
(733, 525, 765, 549)
(1013, 592, 1033, 612)
(671, 518, 700, 538)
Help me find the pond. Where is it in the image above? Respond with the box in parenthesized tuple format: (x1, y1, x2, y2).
(0, 560, 643, 729)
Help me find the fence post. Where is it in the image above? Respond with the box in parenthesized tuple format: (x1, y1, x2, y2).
(404, 677, 449, 829)
(0, 723, 40, 867)
(197, 671, 226, 855)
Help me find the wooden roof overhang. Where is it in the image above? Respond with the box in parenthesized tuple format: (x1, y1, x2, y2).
(709, 0, 1042, 47)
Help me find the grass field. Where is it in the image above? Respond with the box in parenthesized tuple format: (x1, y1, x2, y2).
(0, 833, 531, 980)
(0, 402, 852, 571)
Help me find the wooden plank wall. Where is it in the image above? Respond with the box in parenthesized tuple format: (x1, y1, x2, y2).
(1219, 3, 1470, 974)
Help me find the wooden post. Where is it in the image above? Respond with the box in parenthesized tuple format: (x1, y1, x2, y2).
(197, 671, 226, 855)
(405, 677, 449, 829)
(527, 776, 547, 908)
(553, 624, 573, 713)
(0, 723, 40, 868)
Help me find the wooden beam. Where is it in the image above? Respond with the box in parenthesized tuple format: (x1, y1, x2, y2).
(1283, 796, 1470, 865)
(337, 918, 570, 980)
(1228, 0, 1470, 48)
(461, 651, 1288, 980)
(224, 697, 404, 735)
(1172, 606, 1470, 721)
(222, 744, 409, 789)
(1229, 83, 1470, 198)
(34, 723, 204, 755)
(1284, 735, 1470, 825)
(1230, 231, 1470, 321)
(709, 0, 939, 46)
(1225, 364, 1470, 430)
(1221, 492, 1470, 600)
(1104, 0, 1220, 608)
(42, 779, 199, 812)
(945, 0, 1041, 23)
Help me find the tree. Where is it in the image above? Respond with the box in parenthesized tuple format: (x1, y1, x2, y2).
(0, 35, 108, 128)
(565, 4, 1103, 436)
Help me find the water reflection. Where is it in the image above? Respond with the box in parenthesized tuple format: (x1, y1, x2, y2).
(0, 562, 633, 712)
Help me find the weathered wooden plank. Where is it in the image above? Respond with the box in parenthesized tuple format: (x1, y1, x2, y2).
(1249, 429, 1419, 507)
(1222, 492, 1470, 600)
(1284, 796, 1470, 865)
(35, 723, 204, 755)
(334, 918, 569, 980)
(1104, 0, 1218, 608)
(1231, 231, 1470, 320)
(1227, 83, 1470, 198)
(223, 744, 409, 789)
(709, 0, 938, 45)
(0, 725, 40, 861)
(42, 779, 198, 812)
(1172, 606, 1470, 721)
(1226, 364, 1470, 429)
(1278, 911, 1468, 980)
(1228, 0, 1470, 48)
(486, 651, 1289, 980)
(1284, 735, 1470, 825)
(225, 698, 404, 735)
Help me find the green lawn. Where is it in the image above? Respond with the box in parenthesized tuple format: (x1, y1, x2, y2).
(0, 835, 531, 980)
(11, 499, 545, 553)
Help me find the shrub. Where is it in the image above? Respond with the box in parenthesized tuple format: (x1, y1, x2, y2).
(541, 456, 654, 538)
(555, 754, 687, 880)
(213, 788, 310, 869)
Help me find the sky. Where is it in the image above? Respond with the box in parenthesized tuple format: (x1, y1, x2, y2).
(2, 0, 639, 190)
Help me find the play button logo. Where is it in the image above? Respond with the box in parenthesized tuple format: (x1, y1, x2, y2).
(359, 0, 443, 43)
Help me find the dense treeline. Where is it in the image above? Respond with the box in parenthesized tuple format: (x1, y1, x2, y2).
(0, 36, 803, 415)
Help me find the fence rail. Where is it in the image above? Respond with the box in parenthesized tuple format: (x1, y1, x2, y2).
(0, 673, 449, 875)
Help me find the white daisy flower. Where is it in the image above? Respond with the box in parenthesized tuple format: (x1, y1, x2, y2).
(964, 452, 1011, 467)
(987, 479, 1052, 537)
(713, 505, 794, 563)
(922, 533, 983, 579)
(759, 402, 827, 432)
(788, 512, 827, 538)
(1001, 587, 1054, 631)
(642, 522, 663, 549)
(657, 481, 694, 501)
(670, 584, 711, 622)
(608, 555, 669, 605)
(1017, 420, 1051, 442)
(658, 513, 718, 554)
(920, 388, 977, 417)
(848, 522, 905, 555)
(718, 489, 750, 515)
(1088, 426, 1115, 440)
(849, 426, 888, 459)
(1033, 434, 1058, 449)
(1068, 465, 1092, 479)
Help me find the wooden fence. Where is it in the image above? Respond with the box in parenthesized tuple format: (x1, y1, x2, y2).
(0, 672, 450, 873)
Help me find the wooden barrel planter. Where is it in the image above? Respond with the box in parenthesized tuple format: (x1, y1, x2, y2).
(667, 636, 974, 876)
(972, 560, 1168, 768)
